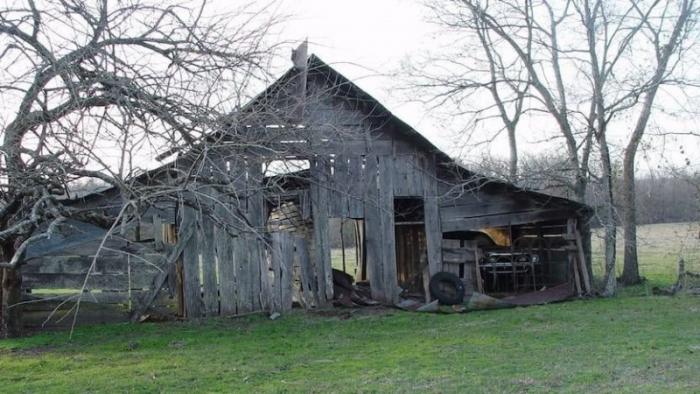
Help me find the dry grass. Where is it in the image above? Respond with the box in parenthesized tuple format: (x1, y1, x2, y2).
(591, 222, 700, 288)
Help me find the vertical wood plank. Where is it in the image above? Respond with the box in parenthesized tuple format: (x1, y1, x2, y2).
(163, 223, 178, 298)
(250, 237, 263, 311)
(216, 200, 237, 315)
(246, 161, 265, 312)
(423, 154, 443, 278)
(363, 155, 385, 301)
(153, 214, 163, 252)
(311, 157, 333, 303)
(378, 155, 399, 304)
(200, 214, 219, 316)
(335, 155, 350, 218)
(270, 232, 283, 312)
(393, 155, 408, 196)
(347, 156, 365, 219)
(234, 235, 252, 314)
(279, 232, 294, 311)
(257, 237, 272, 312)
(181, 204, 203, 319)
(295, 236, 317, 307)
(246, 161, 266, 230)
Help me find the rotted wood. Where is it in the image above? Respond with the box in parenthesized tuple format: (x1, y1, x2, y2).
(574, 227, 592, 294)
(279, 234, 294, 311)
(271, 232, 294, 312)
(378, 155, 399, 304)
(153, 215, 164, 252)
(442, 247, 476, 265)
(355, 220, 366, 281)
(246, 161, 266, 312)
(256, 239, 272, 313)
(311, 157, 333, 303)
(295, 236, 317, 307)
(164, 223, 178, 298)
(234, 235, 253, 314)
(363, 155, 385, 302)
(200, 214, 219, 316)
(567, 219, 583, 297)
(347, 156, 365, 218)
(423, 154, 442, 277)
(216, 200, 237, 316)
(329, 155, 349, 218)
(181, 205, 204, 319)
(130, 222, 195, 322)
(474, 248, 484, 293)
(270, 233, 282, 311)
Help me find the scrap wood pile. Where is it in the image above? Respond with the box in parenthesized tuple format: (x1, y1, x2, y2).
(394, 282, 574, 314)
(654, 258, 700, 296)
(331, 268, 573, 313)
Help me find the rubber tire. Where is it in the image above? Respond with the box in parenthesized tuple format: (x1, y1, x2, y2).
(429, 272, 465, 305)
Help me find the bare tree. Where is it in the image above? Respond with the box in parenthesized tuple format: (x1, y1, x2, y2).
(0, 0, 281, 337)
(413, 0, 700, 294)
(404, 0, 531, 182)
(619, 0, 698, 285)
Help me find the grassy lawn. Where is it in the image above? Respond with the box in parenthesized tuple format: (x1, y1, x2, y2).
(1, 223, 699, 393)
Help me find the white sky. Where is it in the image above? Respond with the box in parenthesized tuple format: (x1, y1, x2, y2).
(242, 0, 698, 174)
(3, 0, 695, 177)
(262, 0, 700, 172)
(259, 0, 451, 151)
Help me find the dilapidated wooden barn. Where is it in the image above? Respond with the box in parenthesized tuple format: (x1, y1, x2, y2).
(21, 46, 592, 329)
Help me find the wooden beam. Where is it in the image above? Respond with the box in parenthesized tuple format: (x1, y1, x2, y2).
(181, 205, 203, 319)
(423, 154, 442, 277)
(575, 228, 592, 294)
(378, 155, 399, 304)
(130, 224, 194, 322)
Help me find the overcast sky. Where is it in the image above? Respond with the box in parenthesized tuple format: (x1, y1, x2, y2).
(212, 1, 698, 173)
(252, 0, 453, 151)
(270, 0, 700, 172)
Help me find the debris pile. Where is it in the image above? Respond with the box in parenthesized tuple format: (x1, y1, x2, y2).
(654, 259, 700, 296)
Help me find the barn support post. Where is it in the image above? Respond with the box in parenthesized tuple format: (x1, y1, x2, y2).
(363, 155, 386, 302)
(311, 157, 333, 304)
(378, 155, 399, 304)
(423, 154, 442, 278)
(181, 203, 203, 319)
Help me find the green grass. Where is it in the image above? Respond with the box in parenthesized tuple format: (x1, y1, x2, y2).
(1, 222, 699, 393)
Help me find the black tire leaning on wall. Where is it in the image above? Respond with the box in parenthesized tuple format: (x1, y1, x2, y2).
(429, 272, 465, 305)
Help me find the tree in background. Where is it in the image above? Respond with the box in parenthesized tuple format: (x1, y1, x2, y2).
(0, 0, 280, 337)
(618, 0, 697, 285)
(411, 0, 699, 294)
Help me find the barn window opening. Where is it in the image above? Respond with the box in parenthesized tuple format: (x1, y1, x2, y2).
(329, 218, 363, 279)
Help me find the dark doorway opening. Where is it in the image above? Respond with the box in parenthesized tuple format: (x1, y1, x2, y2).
(394, 197, 426, 295)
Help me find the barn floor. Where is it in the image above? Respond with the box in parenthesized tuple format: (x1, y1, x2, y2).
(2, 292, 699, 392)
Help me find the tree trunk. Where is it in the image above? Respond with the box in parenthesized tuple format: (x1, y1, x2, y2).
(600, 147, 617, 296)
(0, 240, 23, 338)
(507, 125, 518, 182)
(621, 160, 641, 285)
(595, 126, 618, 296)
(1, 267, 23, 338)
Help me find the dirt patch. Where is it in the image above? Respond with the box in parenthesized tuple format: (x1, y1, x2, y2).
(1, 345, 55, 357)
(309, 305, 394, 320)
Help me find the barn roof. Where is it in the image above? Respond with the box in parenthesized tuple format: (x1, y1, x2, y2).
(70, 53, 590, 215)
